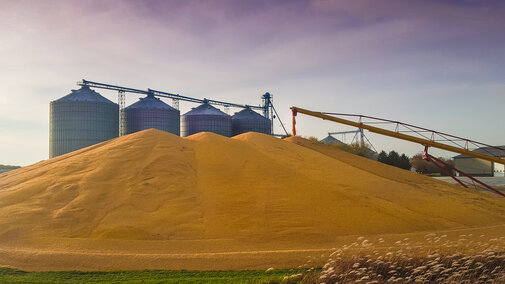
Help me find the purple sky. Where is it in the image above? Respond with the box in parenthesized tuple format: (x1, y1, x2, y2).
(1, 0, 505, 166)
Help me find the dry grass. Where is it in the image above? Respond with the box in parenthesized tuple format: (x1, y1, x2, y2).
(288, 234, 505, 283)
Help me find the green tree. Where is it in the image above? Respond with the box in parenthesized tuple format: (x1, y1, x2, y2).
(399, 154, 411, 170)
(387, 151, 400, 167)
(377, 151, 411, 170)
(377, 151, 388, 164)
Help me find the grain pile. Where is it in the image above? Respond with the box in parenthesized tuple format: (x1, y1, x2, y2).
(0, 129, 504, 271)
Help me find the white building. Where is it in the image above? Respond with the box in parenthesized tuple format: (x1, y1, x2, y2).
(453, 146, 505, 177)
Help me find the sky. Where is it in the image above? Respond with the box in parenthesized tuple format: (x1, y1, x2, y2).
(1, 0, 504, 166)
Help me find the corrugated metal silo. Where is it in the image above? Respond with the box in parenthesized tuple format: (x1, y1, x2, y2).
(49, 86, 119, 158)
(123, 94, 180, 135)
(181, 102, 232, 137)
(232, 107, 271, 136)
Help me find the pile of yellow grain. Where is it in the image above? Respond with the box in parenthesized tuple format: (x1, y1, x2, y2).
(1, 129, 505, 244)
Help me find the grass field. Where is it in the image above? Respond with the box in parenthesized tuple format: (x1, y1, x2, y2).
(0, 268, 312, 284)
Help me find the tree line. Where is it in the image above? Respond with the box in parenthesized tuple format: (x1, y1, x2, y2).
(377, 150, 411, 170)
(309, 136, 455, 176)
(373, 150, 454, 175)
(0, 164, 20, 171)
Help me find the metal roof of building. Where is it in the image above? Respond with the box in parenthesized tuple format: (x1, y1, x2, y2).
(453, 146, 505, 159)
(183, 103, 229, 116)
(232, 107, 268, 120)
(125, 95, 177, 111)
(320, 135, 346, 145)
(55, 86, 115, 104)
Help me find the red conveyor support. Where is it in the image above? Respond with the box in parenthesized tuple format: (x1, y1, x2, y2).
(423, 146, 505, 198)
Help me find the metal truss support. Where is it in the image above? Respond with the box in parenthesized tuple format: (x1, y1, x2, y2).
(78, 79, 289, 136)
(292, 106, 505, 198)
(423, 146, 505, 197)
(118, 90, 125, 136)
(172, 99, 179, 110)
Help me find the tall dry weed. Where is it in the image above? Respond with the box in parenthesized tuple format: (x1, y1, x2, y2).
(291, 235, 505, 284)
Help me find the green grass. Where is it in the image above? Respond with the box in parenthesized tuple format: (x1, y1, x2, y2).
(0, 268, 308, 284)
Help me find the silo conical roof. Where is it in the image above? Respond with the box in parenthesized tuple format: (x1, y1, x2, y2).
(181, 102, 232, 137)
(125, 95, 177, 111)
(50, 86, 118, 158)
(320, 135, 345, 145)
(55, 86, 114, 104)
(231, 107, 271, 136)
(183, 103, 228, 116)
(123, 94, 180, 136)
(232, 108, 268, 120)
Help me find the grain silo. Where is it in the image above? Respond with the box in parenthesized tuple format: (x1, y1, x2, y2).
(123, 94, 180, 135)
(49, 86, 119, 158)
(181, 102, 232, 137)
(231, 107, 271, 136)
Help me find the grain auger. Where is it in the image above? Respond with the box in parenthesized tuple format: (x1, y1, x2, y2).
(291, 106, 505, 197)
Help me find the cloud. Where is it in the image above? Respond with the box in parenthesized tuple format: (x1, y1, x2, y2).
(0, 0, 504, 165)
